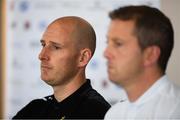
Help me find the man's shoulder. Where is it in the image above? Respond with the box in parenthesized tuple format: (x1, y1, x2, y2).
(165, 82, 180, 105)
(22, 95, 53, 108)
(27, 95, 53, 106)
(81, 88, 111, 108)
(72, 88, 110, 118)
(79, 79, 110, 108)
(162, 79, 180, 99)
(12, 95, 53, 119)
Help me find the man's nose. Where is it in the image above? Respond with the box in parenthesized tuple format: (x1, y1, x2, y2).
(104, 46, 112, 60)
(38, 48, 49, 61)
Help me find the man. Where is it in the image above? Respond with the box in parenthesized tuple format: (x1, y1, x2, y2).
(104, 5, 180, 119)
(13, 16, 110, 119)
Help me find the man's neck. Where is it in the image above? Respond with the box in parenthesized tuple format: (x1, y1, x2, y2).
(125, 69, 163, 102)
(53, 72, 86, 102)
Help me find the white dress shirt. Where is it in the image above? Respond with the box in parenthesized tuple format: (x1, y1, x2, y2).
(105, 75, 180, 120)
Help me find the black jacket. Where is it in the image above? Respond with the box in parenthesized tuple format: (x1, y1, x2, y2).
(13, 79, 111, 119)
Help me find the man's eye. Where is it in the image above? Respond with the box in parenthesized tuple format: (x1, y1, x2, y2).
(115, 42, 122, 47)
(52, 45, 61, 50)
(41, 43, 45, 47)
(54, 46, 60, 49)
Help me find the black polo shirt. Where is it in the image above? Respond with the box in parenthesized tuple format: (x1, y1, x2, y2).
(13, 79, 111, 119)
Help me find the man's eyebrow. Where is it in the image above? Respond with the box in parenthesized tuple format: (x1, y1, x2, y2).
(50, 41, 62, 46)
(106, 36, 123, 42)
(40, 39, 63, 46)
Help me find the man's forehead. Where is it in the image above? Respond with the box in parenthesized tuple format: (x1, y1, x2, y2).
(48, 22, 76, 34)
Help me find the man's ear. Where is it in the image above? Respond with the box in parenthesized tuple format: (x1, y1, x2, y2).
(143, 46, 161, 67)
(78, 48, 92, 67)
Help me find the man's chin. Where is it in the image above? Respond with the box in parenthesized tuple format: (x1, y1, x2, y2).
(109, 76, 119, 85)
(43, 80, 55, 86)
(41, 77, 53, 85)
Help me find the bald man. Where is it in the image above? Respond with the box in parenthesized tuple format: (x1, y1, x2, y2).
(13, 16, 110, 119)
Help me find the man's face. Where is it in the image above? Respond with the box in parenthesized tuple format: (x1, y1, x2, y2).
(104, 20, 145, 87)
(39, 23, 80, 86)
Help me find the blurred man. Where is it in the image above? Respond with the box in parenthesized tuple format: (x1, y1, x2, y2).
(104, 5, 180, 119)
(13, 16, 110, 119)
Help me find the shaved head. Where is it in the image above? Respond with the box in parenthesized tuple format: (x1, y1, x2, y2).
(47, 16, 96, 56)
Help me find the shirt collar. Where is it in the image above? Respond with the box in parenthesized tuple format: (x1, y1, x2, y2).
(128, 75, 168, 106)
(52, 79, 92, 105)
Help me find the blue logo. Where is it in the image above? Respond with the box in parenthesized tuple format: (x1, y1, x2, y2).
(19, 1, 29, 12)
(38, 20, 48, 31)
